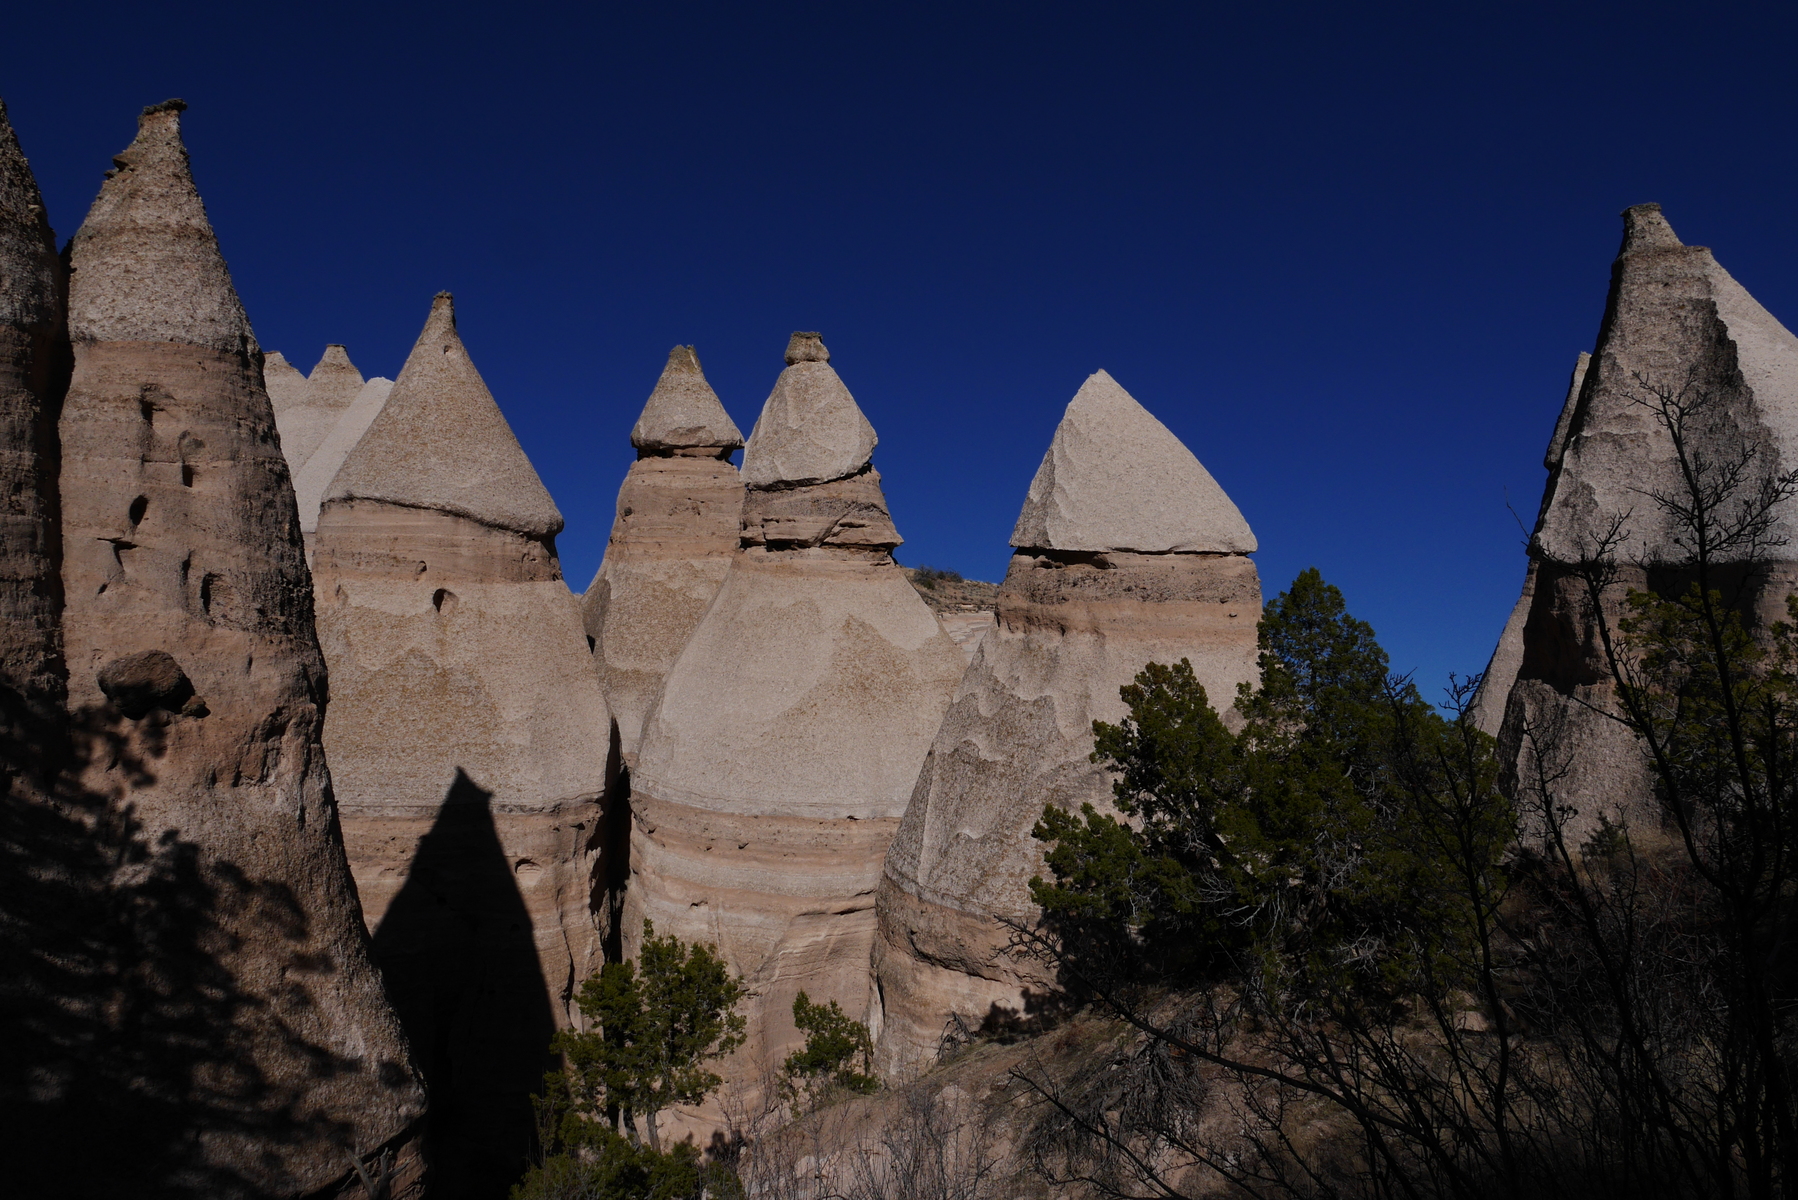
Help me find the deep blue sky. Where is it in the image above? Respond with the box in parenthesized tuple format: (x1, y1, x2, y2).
(5, 2, 1796, 693)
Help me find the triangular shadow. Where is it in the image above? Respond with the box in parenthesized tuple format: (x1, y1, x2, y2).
(372, 769, 554, 1200)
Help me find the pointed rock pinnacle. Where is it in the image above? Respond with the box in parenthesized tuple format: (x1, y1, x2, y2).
(327, 292, 563, 537)
(67, 100, 255, 354)
(1011, 370, 1256, 554)
(263, 351, 308, 413)
(0, 98, 60, 331)
(741, 331, 877, 488)
(1621, 202, 1683, 254)
(306, 343, 364, 412)
(630, 345, 744, 452)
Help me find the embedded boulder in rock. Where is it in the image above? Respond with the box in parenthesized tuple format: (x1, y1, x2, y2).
(874, 371, 1263, 1079)
(583, 345, 744, 763)
(315, 292, 610, 1200)
(1496, 205, 1798, 845)
(53, 99, 427, 1198)
(625, 332, 964, 1134)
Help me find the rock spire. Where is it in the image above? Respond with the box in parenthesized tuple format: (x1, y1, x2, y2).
(289, 372, 392, 546)
(625, 332, 964, 1131)
(0, 97, 65, 716)
(875, 371, 1263, 1077)
(328, 292, 563, 537)
(1490, 204, 1798, 842)
(630, 343, 744, 452)
(583, 346, 746, 763)
(1011, 369, 1256, 554)
(52, 100, 427, 1196)
(272, 342, 365, 471)
(314, 293, 610, 1199)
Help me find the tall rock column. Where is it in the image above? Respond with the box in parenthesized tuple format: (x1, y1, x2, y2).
(1494, 205, 1798, 844)
(875, 370, 1262, 1077)
(626, 332, 965, 1123)
(314, 292, 611, 1199)
(54, 101, 426, 1196)
(582, 345, 744, 764)
(0, 97, 64, 721)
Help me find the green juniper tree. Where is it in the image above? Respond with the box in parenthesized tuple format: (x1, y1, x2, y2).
(777, 991, 878, 1111)
(513, 923, 746, 1200)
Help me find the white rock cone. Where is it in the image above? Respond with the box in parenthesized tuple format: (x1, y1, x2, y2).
(314, 292, 609, 1197)
(874, 371, 1263, 1078)
(1496, 206, 1798, 846)
(624, 331, 964, 1134)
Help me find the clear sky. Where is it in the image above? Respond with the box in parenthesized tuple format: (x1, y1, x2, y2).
(5, 2, 1796, 696)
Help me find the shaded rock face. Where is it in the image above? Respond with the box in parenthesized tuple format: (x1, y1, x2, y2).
(1493, 206, 1798, 843)
(1468, 353, 1588, 736)
(625, 334, 964, 1128)
(0, 97, 66, 718)
(875, 373, 1263, 1078)
(314, 293, 609, 1200)
(583, 346, 744, 763)
(45, 101, 427, 1197)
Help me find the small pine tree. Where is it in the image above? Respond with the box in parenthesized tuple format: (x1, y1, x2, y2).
(777, 991, 877, 1111)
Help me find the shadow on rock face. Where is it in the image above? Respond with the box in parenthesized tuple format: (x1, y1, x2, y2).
(0, 691, 404, 1200)
(372, 770, 555, 1200)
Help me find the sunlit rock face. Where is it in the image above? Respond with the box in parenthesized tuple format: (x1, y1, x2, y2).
(313, 291, 610, 1200)
(624, 332, 964, 1129)
(267, 342, 393, 554)
(1484, 206, 1798, 846)
(582, 345, 744, 765)
(49, 100, 427, 1197)
(875, 371, 1263, 1079)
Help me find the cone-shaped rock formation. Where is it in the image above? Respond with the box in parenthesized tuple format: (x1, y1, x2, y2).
(1492, 205, 1798, 842)
(626, 332, 964, 1129)
(272, 343, 364, 472)
(583, 346, 744, 762)
(54, 100, 427, 1196)
(328, 293, 562, 537)
(314, 292, 610, 1199)
(262, 349, 308, 413)
(290, 371, 393, 551)
(875, 371, 1263, 1077)
(1010, 369, 1257, 554)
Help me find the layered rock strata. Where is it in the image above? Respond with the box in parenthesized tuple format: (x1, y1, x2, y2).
(315, 292, 610, 1198)
(1494, 205, 1798, 843)
(626, 332, 964, 1121)
(51, 101, 427, 1196)
(581, 345, 744, 762)
(875, 369, 1262, 1078)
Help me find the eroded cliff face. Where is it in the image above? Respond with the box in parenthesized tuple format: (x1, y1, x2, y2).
(583, 346, 744, 764)
(625, 333, 964, 1130)
(1487, 206, 1798, 845)
(48, 101, 427, 1197)
(314, 292, 609, 1199)
(875, 371, 1263, 1078)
